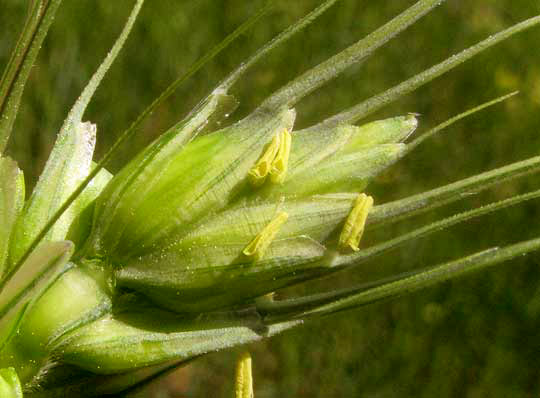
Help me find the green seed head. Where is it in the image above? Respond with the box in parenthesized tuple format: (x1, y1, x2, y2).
(81, 114, 416, 312)
(2, 0, 539, 393)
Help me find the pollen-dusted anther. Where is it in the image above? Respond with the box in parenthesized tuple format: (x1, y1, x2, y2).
(339, 193, 374, 252)
(248, 129, 292, 186)
(235, 351, 254, 398)
(243, 211, 289, 261)
(270, 128, 292, 184)
(248, 133, 281, 186)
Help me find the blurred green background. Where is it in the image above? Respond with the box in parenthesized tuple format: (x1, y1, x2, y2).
(2, 1, 540, 396)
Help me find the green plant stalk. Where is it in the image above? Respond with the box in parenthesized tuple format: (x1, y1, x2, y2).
(261, 236, 540, 322)
(368, 153, 540, 228)
(7, 0, 145, 270)
(262, 0, 445, 110)
(0, 0, 63, 153)
(319, 14, 540, 127)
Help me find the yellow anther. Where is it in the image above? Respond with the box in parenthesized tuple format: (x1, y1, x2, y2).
(243, 211, 288, 261)
(235, 352, 254, 398)
(339, 193, 374, 252)
(270, 128, 292, 184)
(248, 133, 281, 186)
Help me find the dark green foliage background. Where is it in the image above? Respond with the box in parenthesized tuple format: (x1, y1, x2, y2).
(2, 1, 540, 396)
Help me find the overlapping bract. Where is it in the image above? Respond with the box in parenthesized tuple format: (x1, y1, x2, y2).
(84, 113, 416, 312)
